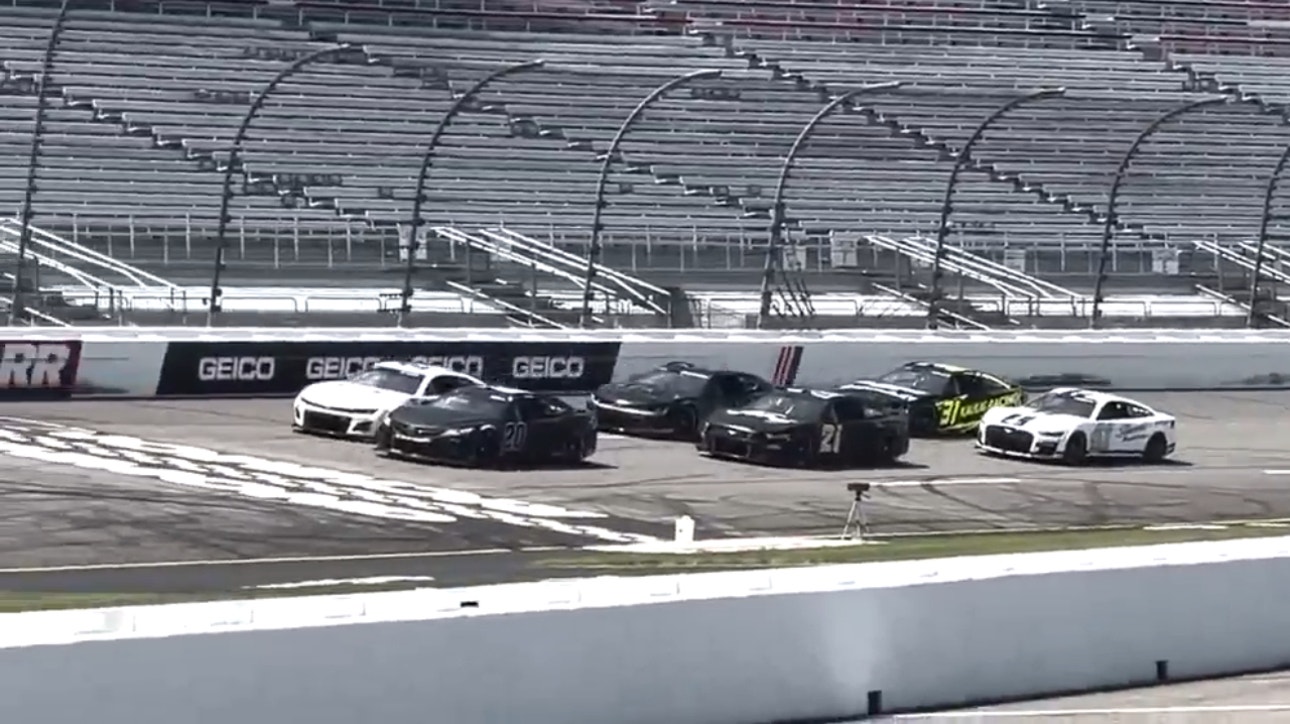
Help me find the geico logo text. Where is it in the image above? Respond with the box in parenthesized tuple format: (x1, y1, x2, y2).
(305, 355, 486, 380)
(0, 341, 75, 388)
(199, 356, 276, 382)
(512, 355, 585, 379)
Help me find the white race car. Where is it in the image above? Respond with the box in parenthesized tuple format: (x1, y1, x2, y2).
(976, 387, 1176, 465)
(292, 361, 485, 439)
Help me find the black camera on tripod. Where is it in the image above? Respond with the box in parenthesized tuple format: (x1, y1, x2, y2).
(847, 481, 872, 497)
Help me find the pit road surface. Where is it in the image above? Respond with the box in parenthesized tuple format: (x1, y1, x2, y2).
(0, 391, 1288, 592)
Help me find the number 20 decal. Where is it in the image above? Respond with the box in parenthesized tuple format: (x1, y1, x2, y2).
(819, 423, 841, 454)
(502, 422, 527, 451)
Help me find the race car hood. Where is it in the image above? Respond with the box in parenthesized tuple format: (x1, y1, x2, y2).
(838, 380, 933, 403)
(297, 380, 410, 412)
(706, 407, 808, 434)
(594, 382, 688, 407)
(981, 406, 1089, 432)
(386, 402, 497, 433)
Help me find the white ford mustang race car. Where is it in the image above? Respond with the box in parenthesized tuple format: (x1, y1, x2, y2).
(976, 387, 1176, 465)
(292, 361, 485, 439)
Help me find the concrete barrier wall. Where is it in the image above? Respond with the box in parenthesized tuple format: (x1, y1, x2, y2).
(3, 537, 1290, 724)
(4, 328, 1290, 399)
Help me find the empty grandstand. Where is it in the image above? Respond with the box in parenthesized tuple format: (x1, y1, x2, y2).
(1, 0, 1290, 328)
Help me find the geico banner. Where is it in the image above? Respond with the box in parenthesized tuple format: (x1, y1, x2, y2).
(153, 340, 623, 396)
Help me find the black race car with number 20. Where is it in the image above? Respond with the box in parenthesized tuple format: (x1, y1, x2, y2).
(838, 361, 1025, 436)
(698, 388, 910, 467)
(374, 386, 597, 467)
(590, 361, 774, 440)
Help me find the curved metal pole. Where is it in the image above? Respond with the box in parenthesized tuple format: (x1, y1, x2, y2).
(755, 80, 903, 329)
(10, 0, 70, 326)
(926, 87, 1066, 330)
(578, 68, 723, 328)
(399, 59, 545, 325)
(206, 43, 355, 326)
(1089, 95, 1231, 329)
(1248, 143, 1290, 328)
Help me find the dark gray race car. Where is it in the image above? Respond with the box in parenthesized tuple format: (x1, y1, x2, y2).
(374, 386, 596, 467)
(698, 388, 910, 468)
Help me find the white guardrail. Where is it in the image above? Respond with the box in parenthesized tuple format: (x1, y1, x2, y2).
(3, 537, 1290, 723)
(39, 327, 1290, 397)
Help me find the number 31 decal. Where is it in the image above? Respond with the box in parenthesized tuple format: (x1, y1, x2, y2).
(502, 422, 527, 452)
(819, 423, 841, 454)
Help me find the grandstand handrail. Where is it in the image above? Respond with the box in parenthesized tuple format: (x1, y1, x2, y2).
(1195, 284, 1290, 328)
(443, 280, 567, 329)
(480, 227, 669, 315)
(867, 235, 1035, 301)
(0, 283, 72, 328)
(432, 227, 623, 299)
(0, 238, 120, 295)
(0, 219, 181, 291)
(1197, 239, 1290, 286)
(872, 283, 992, 330)
(1239, 241, 1290, 268)
(911, 234, 1083, 300)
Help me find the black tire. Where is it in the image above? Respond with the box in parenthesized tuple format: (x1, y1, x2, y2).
(1062, 432, 1088, 466)
(1143, 433, 1168, 464)
(874, 436, 898, 466)
(672, 406, 699, 440)
(559, 436, 586, 464)
(373, 425, 392, 455)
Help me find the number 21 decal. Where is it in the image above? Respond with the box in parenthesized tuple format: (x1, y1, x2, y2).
(819, 423, 841, 454)
(502, 422, 527, 452)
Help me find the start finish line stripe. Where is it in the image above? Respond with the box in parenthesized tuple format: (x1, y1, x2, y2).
(0, 417, 658, 545)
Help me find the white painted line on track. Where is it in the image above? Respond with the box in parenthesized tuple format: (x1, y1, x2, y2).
(0, 546, 572, 575)
(0, 414, 660, 544)
(1265, 469, 1290, 475)
(244, 575, 437, 590)
(873, 477, 1025, 488)
(887, 704, 1290, 718)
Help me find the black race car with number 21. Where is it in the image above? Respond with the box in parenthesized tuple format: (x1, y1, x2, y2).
(838, 361, 1024, 436)
(698, 388, 910, 467)
(374, 386, 597, 467)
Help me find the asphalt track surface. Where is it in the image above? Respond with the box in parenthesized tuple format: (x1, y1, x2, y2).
(3, 393, 1290, 713)
(0, 391, 1289, 595)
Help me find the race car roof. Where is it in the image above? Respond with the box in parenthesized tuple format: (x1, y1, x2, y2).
(778, 387, 845, 399)
(900, 361, 968, 374)
(373, 360, 472, 378)
(1042, 387, 1145, 407)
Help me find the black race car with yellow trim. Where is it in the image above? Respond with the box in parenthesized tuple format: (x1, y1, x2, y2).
(697, 387, 910, 468)
(837, 361, 1025, 436)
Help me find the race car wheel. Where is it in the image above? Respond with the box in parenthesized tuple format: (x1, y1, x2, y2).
(875, 435, 899, 465)
(558, 436, 586, 463)
(1062, 433, 1088, 466)
(373, 425, 392, 455)
(1143, 434, 1168, 464)
(671, 406, 699, 440)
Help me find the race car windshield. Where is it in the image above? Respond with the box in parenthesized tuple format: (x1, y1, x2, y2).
(876, 368, 951, 394)
(628, 370, 709, 397)
(350, 369, 423, 395)
(1026, 393, 1096, 418)
(419, 389, 510, 419)
(740, 394, 828, 421)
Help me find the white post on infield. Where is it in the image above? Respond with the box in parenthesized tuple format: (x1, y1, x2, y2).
(673, 515, 695, 544)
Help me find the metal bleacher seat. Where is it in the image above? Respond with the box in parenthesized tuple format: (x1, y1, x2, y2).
(4, 0, 1290, 285)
